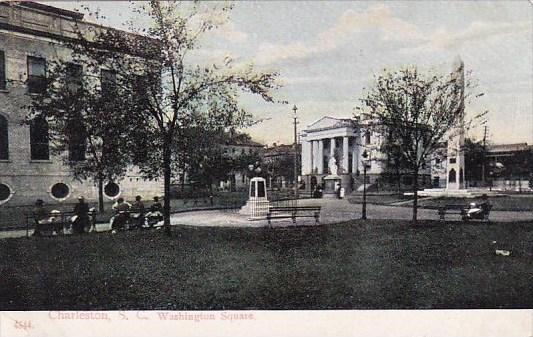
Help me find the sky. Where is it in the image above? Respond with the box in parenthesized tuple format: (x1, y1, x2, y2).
(43, 1, 533, 146)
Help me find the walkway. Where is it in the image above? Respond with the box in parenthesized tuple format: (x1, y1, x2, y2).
(1, 199, 532, 239)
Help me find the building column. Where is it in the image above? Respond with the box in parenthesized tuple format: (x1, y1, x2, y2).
(309, 140, 314, 174)
(317, 139, 324, 174)
(301, 139, 311, 175)
(342, 136, 349, 174)
(330, 137, 336, 159)
(352, 138, 358, 174)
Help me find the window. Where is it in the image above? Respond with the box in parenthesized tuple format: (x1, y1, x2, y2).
(104, 182, 120, 198)
(51, 182, 70, 200)
(0, 50, 6, 90)
(365, 131, 371, 145)
(66, 63, 82, 93)
(0, 183, 12, 203)
(0, 114, 7, 160)
(27, 56, 46, 94)
(101, 69, 116, 93)
(30, 115, 49, 160)
(448, 169, 456, 183)
(449, 157, 456, 164)
(67, 118, 86, 161)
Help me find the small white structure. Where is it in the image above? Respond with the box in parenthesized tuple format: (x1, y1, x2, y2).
(239, 177, 270, 220)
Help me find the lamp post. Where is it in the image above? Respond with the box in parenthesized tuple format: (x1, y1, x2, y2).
(361, 150, 369, 220)
(292, 105, 299, 200)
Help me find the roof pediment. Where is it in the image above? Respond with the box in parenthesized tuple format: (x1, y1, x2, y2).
(305, 116, 353, 132)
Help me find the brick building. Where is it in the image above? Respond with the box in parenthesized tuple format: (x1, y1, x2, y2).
(0, 2, 162, 207)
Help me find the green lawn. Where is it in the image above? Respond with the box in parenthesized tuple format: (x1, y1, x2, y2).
(1, 220, 531, 310)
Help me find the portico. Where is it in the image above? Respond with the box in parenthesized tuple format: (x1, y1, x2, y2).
(301, 116, 379, 194)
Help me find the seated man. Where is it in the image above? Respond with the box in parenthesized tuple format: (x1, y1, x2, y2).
(131, 195, 145, 229)
(32, 199, 48, 237)
(150, 196, 163, 213)
(73, 196, 89, 234)
(478, 194, 491, 214)
(112, 197, 131, 212)
(111, 197, 131, 231)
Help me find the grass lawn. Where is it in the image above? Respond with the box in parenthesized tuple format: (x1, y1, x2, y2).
(0, 220, 531, 310)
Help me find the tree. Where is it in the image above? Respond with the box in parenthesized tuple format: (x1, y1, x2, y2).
(379, 130, 411, 194)
(61, 1, 280, 235)
(27, 61, 134, 212)
(357, 65, 485, 222)
(463, 138, 486, 183)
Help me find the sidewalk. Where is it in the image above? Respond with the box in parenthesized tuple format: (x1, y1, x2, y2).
(1, 199, 532, 239)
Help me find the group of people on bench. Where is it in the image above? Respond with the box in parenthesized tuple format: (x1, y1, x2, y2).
(32, 195, 163, 236)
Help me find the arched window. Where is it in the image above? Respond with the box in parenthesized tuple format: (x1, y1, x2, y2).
(0, 114, 8, 160)
(449, 168, 456, 183)
(30, 115, 49, 160)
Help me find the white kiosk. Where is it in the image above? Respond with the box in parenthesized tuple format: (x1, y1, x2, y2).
(239, 177, 270, 220)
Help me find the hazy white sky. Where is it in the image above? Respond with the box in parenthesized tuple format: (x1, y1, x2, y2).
(43, 1, 533, 146)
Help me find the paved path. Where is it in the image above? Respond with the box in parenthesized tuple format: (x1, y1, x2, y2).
(2, 199, 532, 239)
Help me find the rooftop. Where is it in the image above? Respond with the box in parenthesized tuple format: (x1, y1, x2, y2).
(488, 143, 531, 153)
(17, 1, 84, 20)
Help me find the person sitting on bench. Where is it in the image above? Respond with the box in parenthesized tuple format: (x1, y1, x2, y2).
(32, 199, 48, 237)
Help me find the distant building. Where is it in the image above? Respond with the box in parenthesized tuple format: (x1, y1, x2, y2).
(262, 143, 300, 189)
(0, 2, 162, 206)
(219, 135, 264, 191)
(432, 142, 533, 191)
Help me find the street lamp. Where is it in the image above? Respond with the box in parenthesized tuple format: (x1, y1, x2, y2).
(361, 150, 369, 220)
(292, 105, 299, 200)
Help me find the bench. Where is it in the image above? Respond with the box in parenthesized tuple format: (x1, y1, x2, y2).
(437, 204, 466, 220)
(437, 203, 492, 221)
(266, 206, 321, 227)
(29, 211, 72, 236)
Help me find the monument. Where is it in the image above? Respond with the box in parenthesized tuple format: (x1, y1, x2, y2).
(418, 56, 494, 197)
(446, 56, 467, 191)
(239, 177, 270, 220)
(322, 157, 341, 198)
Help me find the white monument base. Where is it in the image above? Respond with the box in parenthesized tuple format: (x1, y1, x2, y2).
(239, 177, 270, 220)
(239, 197, 270, 220)
(322, 175, 341, 199)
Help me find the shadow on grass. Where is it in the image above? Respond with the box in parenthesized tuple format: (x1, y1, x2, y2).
(0, 220, 531, 310)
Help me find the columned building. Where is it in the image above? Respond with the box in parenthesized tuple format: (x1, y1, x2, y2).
(300, 116, 384, 194)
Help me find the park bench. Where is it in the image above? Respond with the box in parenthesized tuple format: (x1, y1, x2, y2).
(28, 211, 73, 236)
(266, 206, 321, 227)
(437, 204, 466, 221)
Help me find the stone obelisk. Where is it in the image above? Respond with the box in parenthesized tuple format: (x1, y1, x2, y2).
(446, 56, 466, 190)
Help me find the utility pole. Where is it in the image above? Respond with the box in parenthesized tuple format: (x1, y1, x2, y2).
(292, 105, 299, 201)
(481, 125, 489, 185)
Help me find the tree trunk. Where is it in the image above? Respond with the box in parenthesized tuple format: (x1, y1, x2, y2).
(98, 175, 105, 213)
(397, 172, 402, 196)
(412, 169, 419, 224)
(163, 147, 172, 236)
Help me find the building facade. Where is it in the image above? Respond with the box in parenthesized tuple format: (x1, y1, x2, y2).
(300, 116, 386, 194)
(219, 138, 264, 191)
(0, 2, 162, 207)
(262, 143, 300, 190)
